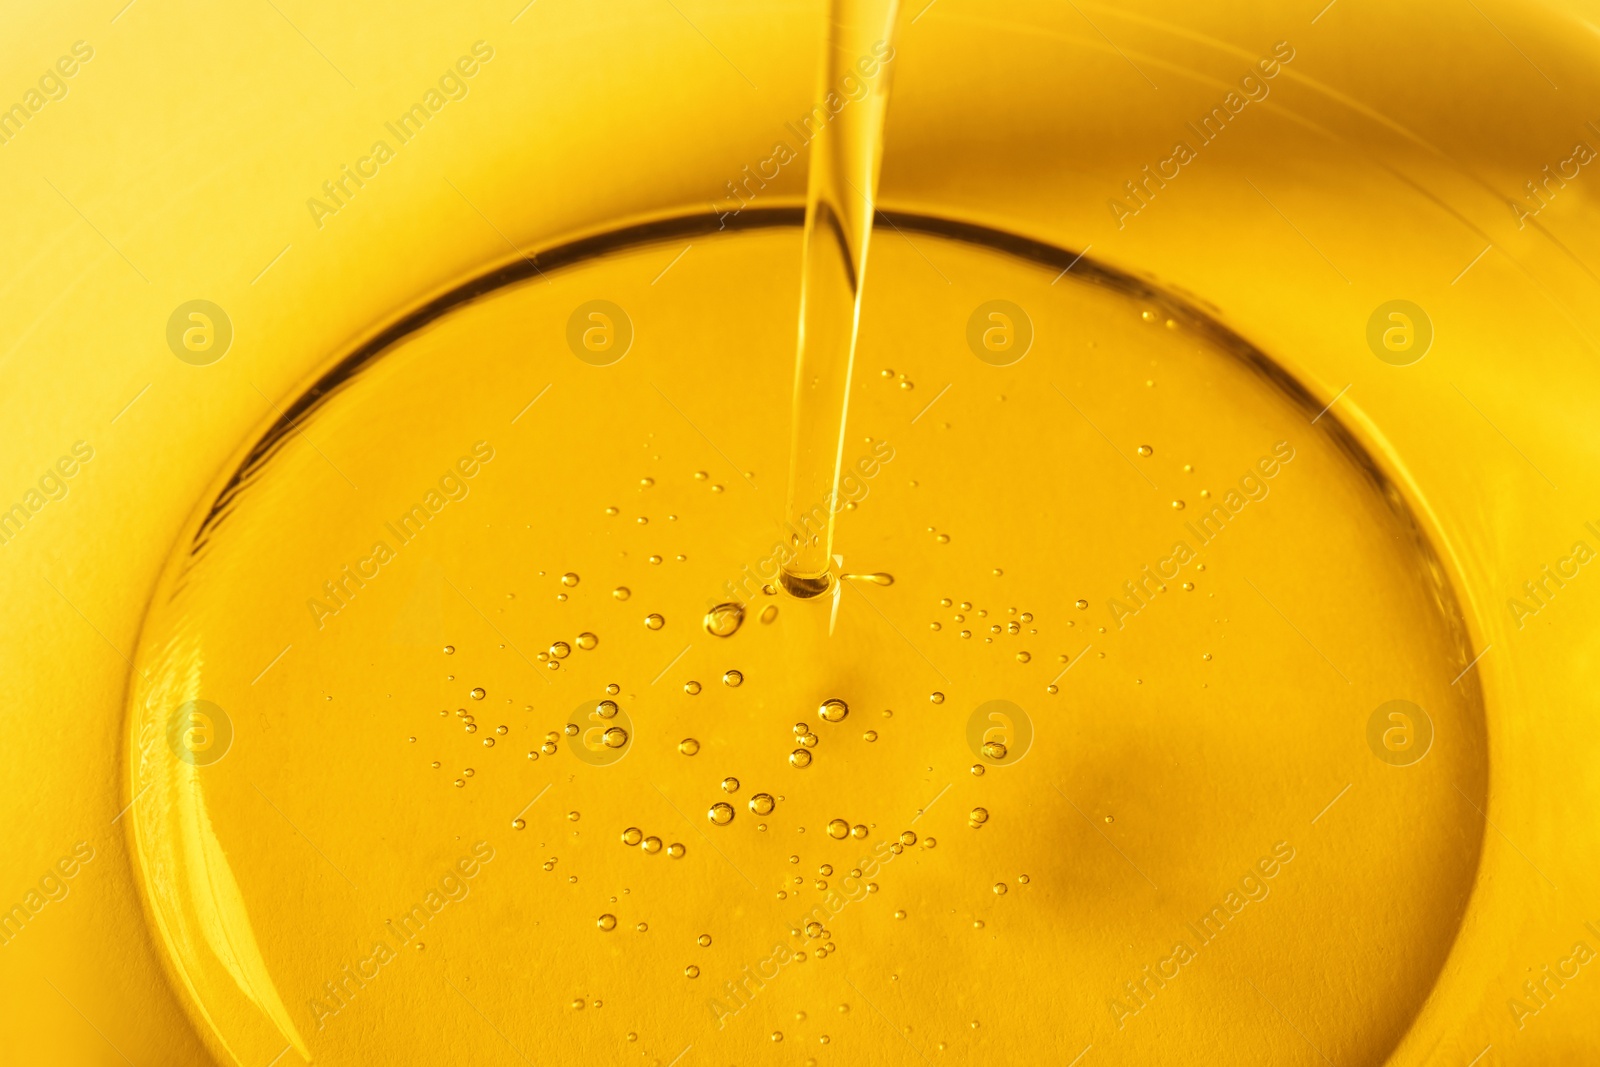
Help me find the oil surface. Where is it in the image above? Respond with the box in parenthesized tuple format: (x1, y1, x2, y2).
(128, 219, 1486, 1065)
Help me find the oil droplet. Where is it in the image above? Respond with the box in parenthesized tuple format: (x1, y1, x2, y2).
(899, 830, 917, 846)
(576, 632, 598, 651)
(644, 613, 666, 630)
(721, 777, 740, 794)
(851, 824, 868, 839)
(708, 802, 735, 825)
(1183, 581, 1195, 591)
(621, 827, 643, 846)
(894, 910, 907, 920)
(567, 811, 581, 822)
(789, 749, 813, 769)
(826, 819, 849, 839)
(1171, 500, 1185, 510)
(930, 692, 945, 704)
(1016, 651, 1031, 663)
(696, 933, 713, 947)
(641, 836, 663, 854)
(469, 687, 486, 700)
(540, 741, 557, 755)
(797, 732, 819, 748)
(512, 818, 525, 830)
(684, 680, 702, 695)
(969, 807, 990, 826)
(667, 842, 686, 858)
(971, 763, 984, 776)
(1075, 599, 1089, 610)
(723, 669, 743, 687)
(613, 586, 631, 601)
(994, 882, 1008, 895)
(597, 914, 617, 931)
(596, 700, 618, 719)
(935, 533, 950, 544)
(863, 730, 878, 742)
(561, 573, 580, 587)
(805, 921, 823, 938)
(694, 470, 708, 479)
(749, 793, 776, 815)
(1018, 874, 1031, 884)
(443, 645, 455, 655)
(923, 837, 937, 849)
(819, 863, 834, 876)
(550, 641, 571, 659)
(679, 738, 700, 756)
(704, 602, 745, 637)
(684, 965, 700, 978)
(982, 740, 1008, 760)
(640, 477, 654, 487)
(819, 698, 849, 723)
(760, 604, 779, 624)
(771, 1031, 784, 1042)
(1137, 444, 1153, 456)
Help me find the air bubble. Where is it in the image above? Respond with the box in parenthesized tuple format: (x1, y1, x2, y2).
(622, 827, 643, 846)
(576, 632, 598, 650)
(704, 603, 745, 637)
(679, 738, 700, 756)
(644, 614, 665, 630)
(597, 914, 617, 931)
(708, 802, 735, 825)
(684, 680, 702, 695)
(613, 587, 631, 601)
(789, 749, 812, 768)
(819, 698, 849, 723)
(723, 670, 743, 687)
(749, 793, 776, 815)
(561, 573, 580, 587)
(826, 819, 849, 839)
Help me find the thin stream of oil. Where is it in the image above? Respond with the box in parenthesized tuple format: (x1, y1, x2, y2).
(778, 0, 901, 599)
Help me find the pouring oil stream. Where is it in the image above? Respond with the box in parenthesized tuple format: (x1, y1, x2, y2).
(778, 0, 901, 599)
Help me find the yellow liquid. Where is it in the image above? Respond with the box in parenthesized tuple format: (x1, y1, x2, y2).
(128, 213, 1485, 1065)
(781, 0, 899, 597)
